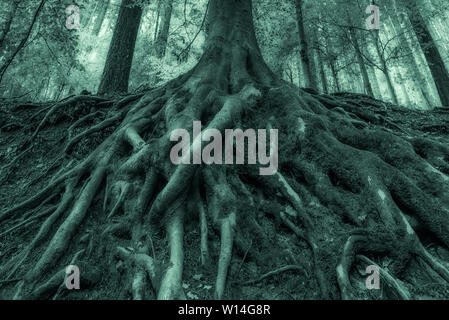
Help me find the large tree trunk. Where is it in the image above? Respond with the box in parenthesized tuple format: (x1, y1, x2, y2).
(389, 11, 431, 108)
(153, 0, 174, 58)
(92, 0, 111, 36)
(98, 0, 143, 95)
(3, 0, 449, 302)
(406, 2, 449, 107)
(295, 0, 318, 91)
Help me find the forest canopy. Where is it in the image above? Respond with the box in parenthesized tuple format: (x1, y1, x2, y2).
(1, 0, 448, 109)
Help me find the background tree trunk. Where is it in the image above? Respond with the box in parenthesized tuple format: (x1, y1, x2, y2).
(407, 2, 449, 106)
(313, 27, 328, 94)
(92, 0, 111, 36)
(389, 12, 431, 108)
(367, 65, 381, 98)
(349, 27, 374, 97)
(98, 0, 143, 95)
(153, 0, 174, 58)
(318, 55, 328, 94)
(295, 0, 318, 90)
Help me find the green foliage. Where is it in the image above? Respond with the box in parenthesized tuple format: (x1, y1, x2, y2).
(0, 0, 448, 110)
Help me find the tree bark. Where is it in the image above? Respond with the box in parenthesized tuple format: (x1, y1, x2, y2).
(153, 0, 174, 58)
(406, 2, 449, 107)
(318, 53, 328, 94)
(98, 0, 143, 95)
(194, 0, 273, 91)
(348, 26, 374, 97)
(329, 62, 341, 92)
(367, 65, 381, 99)
(312, 26, 328, 94)
(369, 26, 399, 104)
(295, 0, 318, 91)
(92, 0, 111, 36)
(389, 10, 432, 108)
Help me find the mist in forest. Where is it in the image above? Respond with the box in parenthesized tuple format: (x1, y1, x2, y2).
(1, 0, 448, 109)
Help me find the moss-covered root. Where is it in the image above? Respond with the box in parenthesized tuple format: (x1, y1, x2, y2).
(215, 213, 236, 300)
(116, 244, 158, 300)
(157, 208, 186, 300)
(356, 255, 411, 300)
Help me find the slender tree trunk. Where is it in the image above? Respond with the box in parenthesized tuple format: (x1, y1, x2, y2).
(318, 57, 328, 94)
(349, 27, 374, 97)
(312, 27, 328, 94)
(295, 53, 304, 87)
(153, 0, 174, 58)
(0, 0, 46, 86)
(0, 0, 20, 50)
(43, 75, 51, 100)
(329, 61, 341, 92)
(153, 0, 161, 41)
(56, 82, 66, 101)
(389, 10, 432, 108)
(295, 0, 318, 90)
(82, 1, 97, 27)
(406, 1, 449, 106)
(369, 27, 399, 104)
(367, 65, 381, 98)
(92, 0, 111, 36)
(98, 0, 144, 95)
(398, 72, 411, 106)
(383, 67, 399, 104)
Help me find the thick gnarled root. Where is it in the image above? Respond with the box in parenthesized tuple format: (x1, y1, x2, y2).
(157, 209, 186, 300)
(215, 213, 236, 300)
(116, 244, 158, 300)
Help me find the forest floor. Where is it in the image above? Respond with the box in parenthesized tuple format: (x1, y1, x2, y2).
(1, 93, 449, 300)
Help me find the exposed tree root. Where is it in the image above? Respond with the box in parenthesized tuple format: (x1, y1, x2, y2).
(193, 176, 209, 266)
(356, 255, 411, 300)
(242, 265, 305, 286)
(116, 245, 158, 297)
(215, 213, 235, 300)
(64, 111, 125, 155)
(68, 111, 104, 140)
(157, 209, 186, 300)
(30, 95, 111, 142)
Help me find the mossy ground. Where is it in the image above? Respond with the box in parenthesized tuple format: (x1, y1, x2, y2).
(1, 95, 449, 300)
